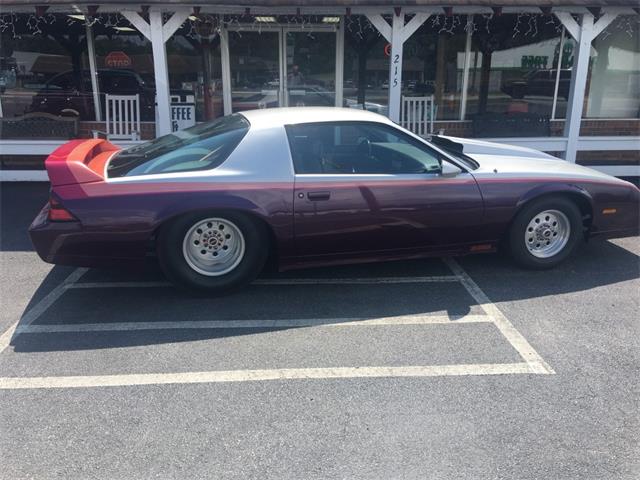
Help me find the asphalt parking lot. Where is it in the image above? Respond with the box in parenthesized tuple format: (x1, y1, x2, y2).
(1, 182, 639, 479)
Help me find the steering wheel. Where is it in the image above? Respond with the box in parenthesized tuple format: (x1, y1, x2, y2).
(357, 137, 371, 158)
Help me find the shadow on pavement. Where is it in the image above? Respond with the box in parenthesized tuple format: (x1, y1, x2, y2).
(1, 182, 49, 252)
(6, 236, 639, 353)
(2, 181, 638, 353)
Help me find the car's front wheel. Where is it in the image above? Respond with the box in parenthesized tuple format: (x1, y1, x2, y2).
(508, 196, 583, 269)
(157, 211, 268, 292)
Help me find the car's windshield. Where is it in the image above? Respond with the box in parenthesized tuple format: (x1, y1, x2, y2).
(107, 114, 250, 178)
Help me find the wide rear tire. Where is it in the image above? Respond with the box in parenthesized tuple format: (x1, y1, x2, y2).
(157, 211, 268, 293)
(508, 196, 583, 269)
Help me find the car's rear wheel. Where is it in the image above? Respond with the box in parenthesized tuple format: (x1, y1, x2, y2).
(158, 211, 268, 292)
(508, 196, 583, 269)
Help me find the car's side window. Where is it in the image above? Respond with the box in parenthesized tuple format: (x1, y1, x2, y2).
(286, 121, 442, 175)
(107, 114, 250, 178)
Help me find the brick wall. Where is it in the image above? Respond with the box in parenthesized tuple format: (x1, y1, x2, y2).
(576, 150, 640, 166)
(433, 119, 640, 138)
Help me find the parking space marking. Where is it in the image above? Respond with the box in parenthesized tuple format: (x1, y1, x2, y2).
(15, 314, 491, 334)
(0, 258, 555, 387)
(0, 268, 88, 355)
(444, 258, 555, 375)
(0, 362, 535, 390)
(68, 275, 460, 289)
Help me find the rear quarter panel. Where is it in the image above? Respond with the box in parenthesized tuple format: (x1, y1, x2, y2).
(48, 123, 296, 263)
(473, 174, 639, 240)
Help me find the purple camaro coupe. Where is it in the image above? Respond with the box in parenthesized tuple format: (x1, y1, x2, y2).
(30, 108, 640, 292)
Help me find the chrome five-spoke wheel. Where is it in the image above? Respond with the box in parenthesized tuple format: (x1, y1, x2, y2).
(524, 209, 570, 259)
(182, 217, 246, 276)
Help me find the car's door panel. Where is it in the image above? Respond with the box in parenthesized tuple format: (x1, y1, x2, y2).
(293, 173, 485, 257)
(287, 120, 486, 257)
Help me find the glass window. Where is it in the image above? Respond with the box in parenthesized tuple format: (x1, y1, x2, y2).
(285, 31, 336, 107)
(468, 14, 566, 119)
(343, 16, 390, 115)
(229, 30, 281, 113)
(0, 14, 94, 120)
(92, 24, 155, 121)
(402, 15, 469, 120)
(107, 114, 250, 178)
(167, 18, 223, 122)
(286, 121, 442, 174)
(585, 15, 640, 119)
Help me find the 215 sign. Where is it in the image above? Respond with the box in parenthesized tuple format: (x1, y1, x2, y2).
(392, 52, 400, 87)
(384, 43, 401, 88)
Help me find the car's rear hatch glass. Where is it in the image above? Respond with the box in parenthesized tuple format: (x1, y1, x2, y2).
(107, 114, 250, 178)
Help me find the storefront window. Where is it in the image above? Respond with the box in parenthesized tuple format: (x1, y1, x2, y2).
(0, 13, 157, 123)
(92, 19, 155, 121)
(168, 17, 223, 122)
(585, 15, 640, 119)
(403, 15, 468, 120)
(227, 17, 338, 113)
(343, 15, 389, 115)
(284, 30, 336, 108)
(0, 14, 93, 120)
(467, 14, 566, 120)
(229, 30, 281, 112)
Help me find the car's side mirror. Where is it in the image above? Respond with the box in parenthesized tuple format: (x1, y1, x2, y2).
(440, 160, 462, 177)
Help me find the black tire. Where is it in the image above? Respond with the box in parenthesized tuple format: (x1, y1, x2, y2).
(508, 196, 583, 270)
(157, 211, 269, 293)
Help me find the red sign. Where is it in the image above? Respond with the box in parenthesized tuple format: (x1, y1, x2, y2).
(384, 43, 392, 57)
(105, 51, 132, 68)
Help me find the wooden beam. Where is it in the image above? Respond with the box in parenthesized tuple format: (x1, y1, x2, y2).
(402, 12, 431, 43)
(162, 9, 190, 40)
(554, 11, 580, 41)
(121, 10, 151, 39)
(365, 13, 391, 42)
(592, 12, 618, 39)
(563, 14, 594, 162)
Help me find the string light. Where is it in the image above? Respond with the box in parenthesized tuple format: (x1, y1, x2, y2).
(0, 10, 637, 42)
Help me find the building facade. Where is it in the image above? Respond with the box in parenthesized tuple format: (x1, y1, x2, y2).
(0, 1, 638, 180)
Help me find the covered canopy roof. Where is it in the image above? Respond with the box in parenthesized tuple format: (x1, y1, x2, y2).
(2, 0, 639, 7)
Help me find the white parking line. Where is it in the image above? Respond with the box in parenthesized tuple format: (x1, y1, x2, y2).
(0, 259, 555, 388)
(0, 268, 87, 355)
(0, 362, 535, 390)
(67, 275, 460, 289)
(444, 258, 555, 375)
(15, 314, 491, 334)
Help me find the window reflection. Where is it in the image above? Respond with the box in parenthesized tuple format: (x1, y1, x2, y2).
(586, 15, 640, 119)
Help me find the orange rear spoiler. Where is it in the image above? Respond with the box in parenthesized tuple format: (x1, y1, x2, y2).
(45, 139, 121, 186)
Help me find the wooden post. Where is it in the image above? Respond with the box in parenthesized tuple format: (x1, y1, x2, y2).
(388, 11, 404, 123)
(85, 22, 102, 121)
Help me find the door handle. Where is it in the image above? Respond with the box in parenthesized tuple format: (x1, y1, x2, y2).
(307, 191, 331, 201)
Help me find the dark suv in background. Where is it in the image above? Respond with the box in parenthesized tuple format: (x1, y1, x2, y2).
(502, 69, 571, 100)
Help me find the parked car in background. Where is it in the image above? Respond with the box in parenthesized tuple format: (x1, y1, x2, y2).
(502, 69, 571, 99)
(501, 69, 571, 99)
(28, 68, 189, 121)
(29, 68, 154, 120)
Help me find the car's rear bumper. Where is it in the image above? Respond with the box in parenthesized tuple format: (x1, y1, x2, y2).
(29, 203, 150, 268)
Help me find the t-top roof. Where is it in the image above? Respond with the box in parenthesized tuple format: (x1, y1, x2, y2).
(239, 107, 393, 129)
